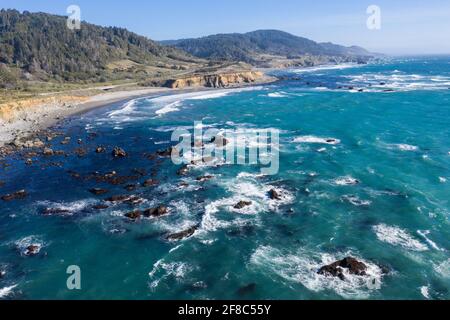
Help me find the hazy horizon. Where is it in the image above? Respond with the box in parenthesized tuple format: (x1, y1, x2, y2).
(1, 0, 450, 55)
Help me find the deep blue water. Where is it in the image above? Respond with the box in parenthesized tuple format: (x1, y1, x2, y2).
(0, 56, 449, 300)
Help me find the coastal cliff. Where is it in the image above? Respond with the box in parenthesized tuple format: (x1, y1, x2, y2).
(157, 71, 265, 89)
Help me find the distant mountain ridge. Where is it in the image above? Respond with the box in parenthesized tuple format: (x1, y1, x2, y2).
(162, 30, 373, 65)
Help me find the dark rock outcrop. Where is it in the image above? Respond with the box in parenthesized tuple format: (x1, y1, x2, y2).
(112, 147, 127, 158)
(24, 245, 41, 256)
(1, 190, 27, 201)
(89, 188, 109, 195)
(43, 148, 54, 156)
(268, 189, 281, 200)
(92, 204, 109, 210)
(166, 225, 199, 241)
(196, 175, 214, 182)
(143, 206, 169, 218)
(318, 257, 368, 281)
(143, 179, 159, 187)
(234, 201, 252, 209)
(95, 146, 106, 153)
(125, 210, 142, 220)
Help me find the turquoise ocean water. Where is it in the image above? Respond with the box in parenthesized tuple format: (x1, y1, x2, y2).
(0, 56, 449, 300)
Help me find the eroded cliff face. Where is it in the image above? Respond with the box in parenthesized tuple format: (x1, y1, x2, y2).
(0, 96, 88, 122)
(161, 71, 264, 89)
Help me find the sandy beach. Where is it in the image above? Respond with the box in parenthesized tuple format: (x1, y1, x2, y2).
(0, 74, 276, 148)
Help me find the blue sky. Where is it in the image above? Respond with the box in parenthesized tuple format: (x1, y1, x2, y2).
(1, 0, 450, 54)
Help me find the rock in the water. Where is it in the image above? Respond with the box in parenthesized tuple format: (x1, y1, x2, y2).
(318, 257, 368, 281)
(234, 201, 252, 209)
(92, 204, 109, 210)
(43, 148, 54, 156)
(105, 195, 136, 203)
(177, 165, 189, 176)
(237, 283, 257, 296)
(156, 147, 177, 157)
(95, 146, 106, 153)
(143, 179, 159, 187)
(268, 189, 281, 200)
(24, 244, 41, 256)
(112, 147, 127, 158)
(89, 188, 109, 195)
(143, 206, 169, 218)
(166, 225, 198, 241)
(61, 137, 71, 145)
(124, 184, 138, 191)
(196, 175, 214, 182)
(1, 190, 27, 201)
(125, 210, 142, 220)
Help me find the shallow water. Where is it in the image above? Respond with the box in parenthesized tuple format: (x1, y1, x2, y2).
(0, 56, 449, 300)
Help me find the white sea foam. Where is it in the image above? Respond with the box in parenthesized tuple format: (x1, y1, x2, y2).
(341, 195, 372, 207)
(200, 175, 294, 233)
(334, 176, 360, 186)
(373, 224, 428, 251)
(293, 136, 341, 145)
(250, 246, 383, 299)
(434, 259, 450, 278)
(150, 87, 264, 116)
(0, 285, 17, 299)
(268, 92, 288, 98)
(392, 144, 419, 151)
(108, 99, 136, 117)
(420, 286, 431, 299)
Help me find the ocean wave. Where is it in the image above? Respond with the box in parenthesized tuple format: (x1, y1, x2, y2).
(345, 72, 450, 91)
(250, 246, 383, 299)
(292, 63, 359, 74)
(108, 99, 136, 117)
(334, 176, 360, 186)
(373, 224, 428, 252)
(155, 101, 181, 115)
